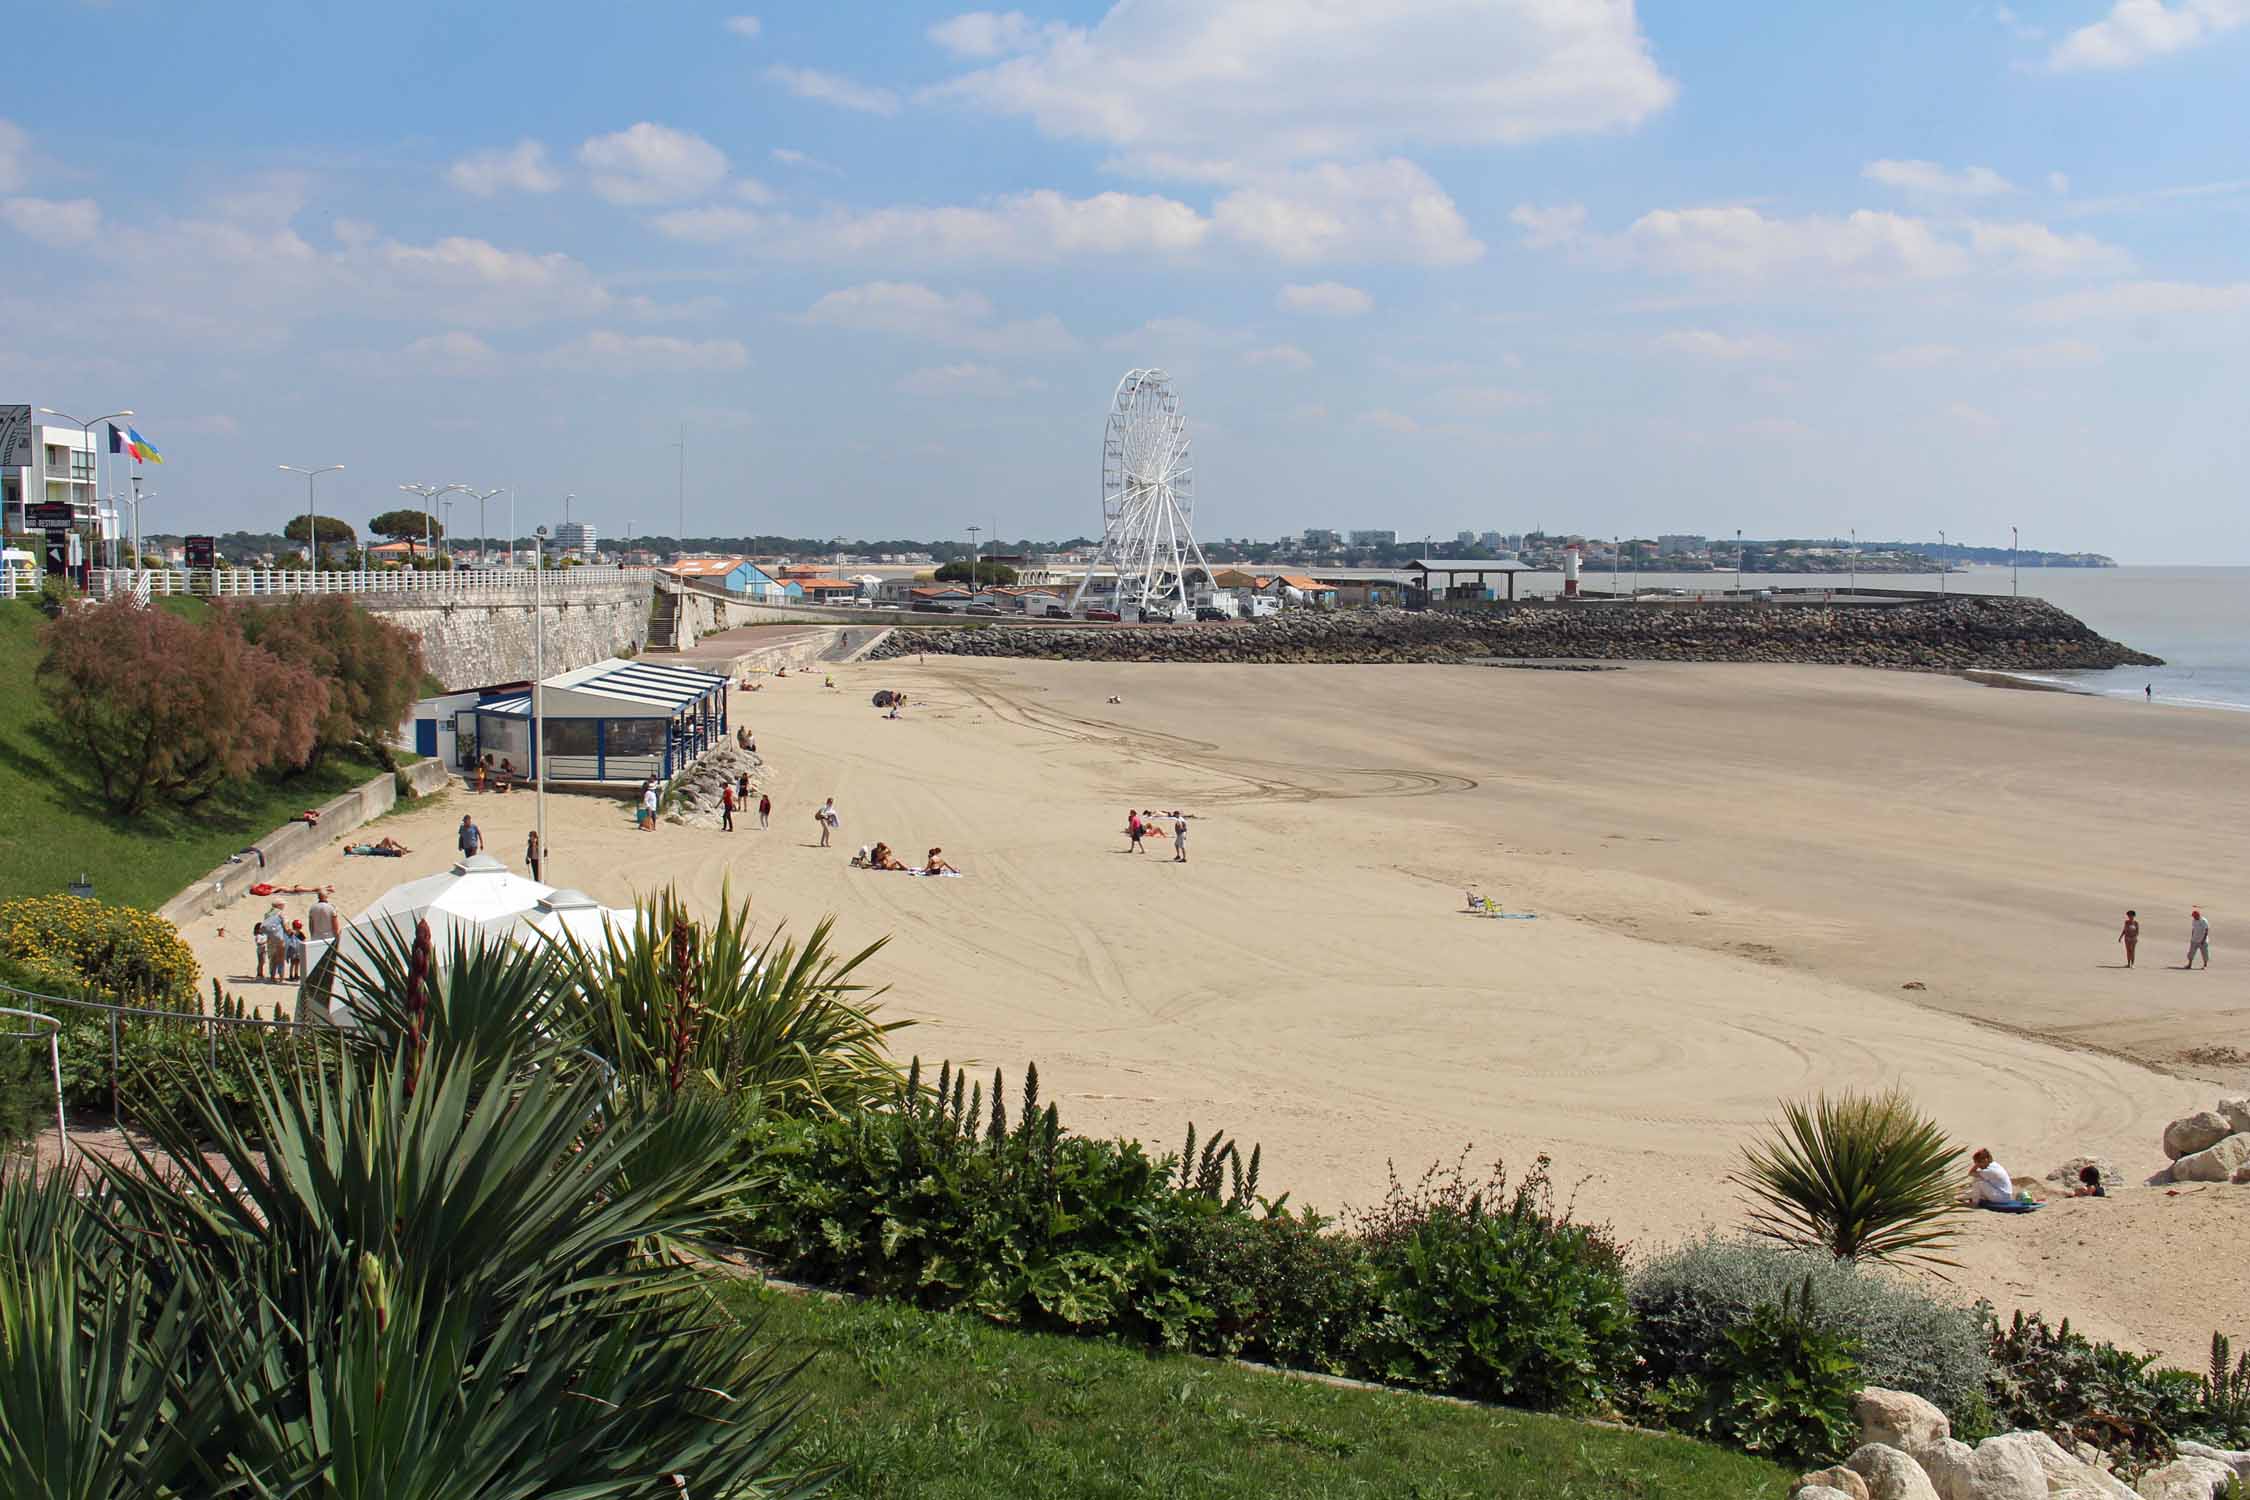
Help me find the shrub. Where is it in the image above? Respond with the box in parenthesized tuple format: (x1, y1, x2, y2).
(0, 895, 199, 1005)
(1734, 1088, 1964, 1266)
(0, 1028, 55, 1152)
(1171, 1207, 1392, 1374)
(1351, 1153, 1634, 1413)
(1687, 1278, 1863, 1466)
(1985, 1311, 2212, 1464)
(230, 596, 424, 769)
(1631, 1233, 1992, 1425)
(37, 597, 322, 813)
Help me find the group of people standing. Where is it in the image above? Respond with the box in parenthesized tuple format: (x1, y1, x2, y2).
(250, 889, 340, 984)
(1125, 809, 1191, 863)
(719, 774, 771, 833)
(2116, 908, 2212, 969)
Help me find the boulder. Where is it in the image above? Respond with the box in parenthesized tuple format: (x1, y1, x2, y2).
(2175, 1440, 2250, 1478)
(2163, 1111, 2233, 1160)
(2219, 1097, 2250, 1136)
(1944, 1433, 2055, 1500)
(2135, 1456, 2237, 1500)
(2170, 1133, 2250, 1183)
(1846, 1444, 1941, 1500)
(2235, 1164, 2250, 1185)
(1797, 1467, 1872, 1500)
(1855, 1387, 1952, 1453)
(1798, 1489, 1859, 1500)
(1913, 1438, 1977, 1500)
(2046, 1156, 2119, 1192)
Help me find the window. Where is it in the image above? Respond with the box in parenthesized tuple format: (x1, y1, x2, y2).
(541, 719, 599, 757)
(604, 718, 666, 757)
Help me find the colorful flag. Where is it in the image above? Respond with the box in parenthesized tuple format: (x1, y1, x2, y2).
(107, 424, 163, 464)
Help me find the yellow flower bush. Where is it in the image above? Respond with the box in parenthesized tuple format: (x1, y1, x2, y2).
(0, 894, 199, 1005)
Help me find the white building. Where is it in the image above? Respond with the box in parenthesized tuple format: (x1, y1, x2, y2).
(553, 520, 600, 561)
(0, 407, 103, 539)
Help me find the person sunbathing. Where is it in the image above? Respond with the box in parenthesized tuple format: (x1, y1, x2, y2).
(922, 847, 958, 875)
(374, 835, 409, 854)
(869, 842, 908, 871)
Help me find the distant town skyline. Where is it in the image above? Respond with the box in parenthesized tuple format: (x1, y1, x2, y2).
(2, 2, 2244, 563)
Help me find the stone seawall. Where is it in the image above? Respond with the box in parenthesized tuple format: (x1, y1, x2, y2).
(865, 597, 2160, 673)
(360, 583, 652, 689)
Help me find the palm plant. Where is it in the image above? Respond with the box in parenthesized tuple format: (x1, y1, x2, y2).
(555, 885, 908, 1114)
(1732, 1089, 1963, 1267)
(0, 918, 832, 1499)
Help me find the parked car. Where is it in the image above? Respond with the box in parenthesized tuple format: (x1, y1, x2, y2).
(1194, 606, 1230, 622)
(967, 604, 1003, 616)
(1085, 608, 1121, 622)
(1041, 604, 1072, 618)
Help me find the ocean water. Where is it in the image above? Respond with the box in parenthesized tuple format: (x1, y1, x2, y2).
(1525, 565, 2250, 713)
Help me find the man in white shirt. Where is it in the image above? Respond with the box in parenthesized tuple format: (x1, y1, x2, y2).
(2187, 909, 2211, 970)
(1967, 1148, 2015, 1206)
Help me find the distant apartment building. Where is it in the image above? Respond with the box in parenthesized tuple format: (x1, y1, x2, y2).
(1301, 528, 1340, 547)
(1456, 530, 1477, 547)
(1347, 529, 1396, 547)
(0, 406, 101, 537)
(552, 521, 600, 561)
(1657, 534, 1707, 557)
(1479, 531, 1507, 550)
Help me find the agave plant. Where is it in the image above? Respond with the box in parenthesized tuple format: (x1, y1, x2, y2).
(1733, 1089, 1963, 1267)
(0, 919, 832, 1499)
(556, 885, 908, 1114)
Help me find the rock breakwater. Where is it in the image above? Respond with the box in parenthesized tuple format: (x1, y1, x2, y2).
(867, 597, 2160, 673)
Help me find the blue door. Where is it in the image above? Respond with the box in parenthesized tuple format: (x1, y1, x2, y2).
(415, 718, 438, 756)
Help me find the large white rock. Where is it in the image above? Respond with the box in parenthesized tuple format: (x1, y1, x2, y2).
(1797, 1467, 1873, 1500)
(2015, 1430, 2137, 1499)
(2218, 1097, 2250, 1136)
(2170, 1133, 2250, 1183)
(2175, 1439, 2250, 1478)
(1846, 1443, 1942, 1500)
(1954, 1433, 2059, 1500)
(2163, 1111, 2233, 1160)
(1797, 1489, 1859, 1500)
(1856, 1387, 1953, 1453)
(1914, 1438, 1979, 1500)
(2135, 1455, 2237, 1500)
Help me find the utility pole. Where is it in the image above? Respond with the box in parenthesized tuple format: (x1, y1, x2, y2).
(673, 427, 686, 561)
(967, 525, 981, 593)
(1937, 529, 1947, 596)
(1849, 526, 1857, 596)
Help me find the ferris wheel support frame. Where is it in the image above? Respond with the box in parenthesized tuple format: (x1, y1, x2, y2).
(1070, 368, 1214, 618)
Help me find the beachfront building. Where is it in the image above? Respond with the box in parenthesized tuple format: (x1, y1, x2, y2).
(1261, 573, 1338, 609)
(1406, 557, 1544, 604)
(449, 657, 729, 786)
(794, 577, 862, 604)
(0, 414, 102, 537)
(553, 521, 600, 561)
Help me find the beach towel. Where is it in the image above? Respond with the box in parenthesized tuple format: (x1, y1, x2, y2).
(902, 868, 964, 878)
(346, 845, 405, 857)
(1976, 1200, 2042, 1214)
(1465, 909, 1538, 920)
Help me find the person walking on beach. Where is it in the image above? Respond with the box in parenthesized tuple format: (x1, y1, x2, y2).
(525, 830, 542, 882)
(1171, 815, 1188, 864)
(2119, 909, 2140, 968)
(1126, 809, 1144, 853)
(458, 815, 482, 858)
(2186, 909, 2210, 969)
(758, 792, 771, 829)
(2145, 684, 2153, 701)
(307, 890, 340, 945)
(640, 780, 659, 832)
(721, 783, 736, 832)
(817, 797, 837, 847)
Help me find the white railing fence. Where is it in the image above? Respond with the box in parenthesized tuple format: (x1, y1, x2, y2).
(42, 565, 657, 602)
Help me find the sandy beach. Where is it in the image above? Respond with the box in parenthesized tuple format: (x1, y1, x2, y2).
(176, 646, 2250, 1359)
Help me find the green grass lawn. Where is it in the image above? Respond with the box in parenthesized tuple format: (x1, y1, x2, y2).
(725, 1286, 1794, 1500)
(0, 600, 388, 911)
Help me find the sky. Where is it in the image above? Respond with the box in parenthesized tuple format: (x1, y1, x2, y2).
(2, 1, 2245, 562)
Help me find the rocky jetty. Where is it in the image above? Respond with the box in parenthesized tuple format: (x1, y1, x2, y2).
(868, 597, 2160, 673)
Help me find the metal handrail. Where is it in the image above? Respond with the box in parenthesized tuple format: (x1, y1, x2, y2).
(0, 1007, 66, 1150)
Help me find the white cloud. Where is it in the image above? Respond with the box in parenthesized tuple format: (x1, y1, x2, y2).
(1242, 343, 1312, 369)
(2047, 0, 2248, 70)
(1874, 343, 1962, 368)
(928, 11, 1055, 57)
(1650, 328, 1791, 361)
(446, 140, 562, 197)
(1213, 159, 1481, 266)
(1862, 159, 2015, 197)
(770, 147, 838, 174)
(766, 65, 902, 116)
(1104, 315, 1240, 350)
(1439, 385, 1540, 410)
(1997, 338, 2103, 367)
(733, 177, 777, 206)
(659, 189, 1210, 263)
(724, 15, 762, 38)
(1277, 281, 1372, 316)
(2019, 279, 2250, 322)
(1519, 200, 2130, 283)
(895, 361, 1043, 395)
(402, 330, 502, 377)
(374, 236, 612, 324)
(1947, 401, 2000, 428)
(929, 0, 1677, 158)
(0, 120, 27, 193)
(1, 196, 101, 247)
(801, 280, 1078, 354)
(545, 330, 748, 374)
(578, 123, 729, 205)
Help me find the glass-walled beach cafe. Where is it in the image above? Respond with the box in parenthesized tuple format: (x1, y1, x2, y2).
(456, 658, 729, 785)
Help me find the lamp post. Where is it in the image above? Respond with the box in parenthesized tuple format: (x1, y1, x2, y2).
(440, 498, 456, 566)
(398, 483, 467, 566)
(533, 525, 549, 883)
(458, 487, 501, 566)
(38, 407, 132, 573)
(1937, 529, 1947, 596)
(1734, 528, 1742, 593)
(2010, 526, 2019, 597)
(278, 464, 344, 572)
(119, 483, 150, 575)
(967, 525, 981, 593)
(1848, 527, 1857, 596)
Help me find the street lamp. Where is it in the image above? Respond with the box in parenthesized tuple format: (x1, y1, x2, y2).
(38, 407, 133, 571)
(2011, 526, 2019, 597)
(1848, 527, 1857, 596)
(440, 498, 456, 565)
(1734, 528, 1743, 593)
(116, 486, 152, 574)
(455, 487, 502, 566)
(279, 464, 344, 571)
(398, 483, 467, 565)
(967, 525, 982, 593)
(533, 525, 549, 883)
(1937, 529, 1947, 596)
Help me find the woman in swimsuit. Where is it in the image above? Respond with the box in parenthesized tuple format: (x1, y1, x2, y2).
(923, 847, 958, 875)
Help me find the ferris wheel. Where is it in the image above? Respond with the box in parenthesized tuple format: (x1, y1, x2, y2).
(1072, 368, 1214, 617)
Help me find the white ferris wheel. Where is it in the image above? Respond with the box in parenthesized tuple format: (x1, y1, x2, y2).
(1070, 368, 1214, 617)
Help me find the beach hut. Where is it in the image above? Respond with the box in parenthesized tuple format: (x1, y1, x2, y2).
(458, 657, 729, 786)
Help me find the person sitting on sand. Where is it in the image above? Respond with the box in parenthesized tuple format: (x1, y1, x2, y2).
(1966, 1148, 2017, 1207)
(2069, 1165, 2106, 1198)
(922, 847, 958, 875)
(870, 842, 907, 872)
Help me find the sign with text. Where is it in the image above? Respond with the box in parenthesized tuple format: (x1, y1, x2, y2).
(25, 501, 76, 529)
(184, 534, 216, 567)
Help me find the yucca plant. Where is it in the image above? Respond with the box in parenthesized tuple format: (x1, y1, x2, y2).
(557, 885, 908, 1114)
(1733, 1089, 1963, 1267)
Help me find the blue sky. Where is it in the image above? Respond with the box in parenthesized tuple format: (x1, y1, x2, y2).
(3, 1, 2244, 560)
